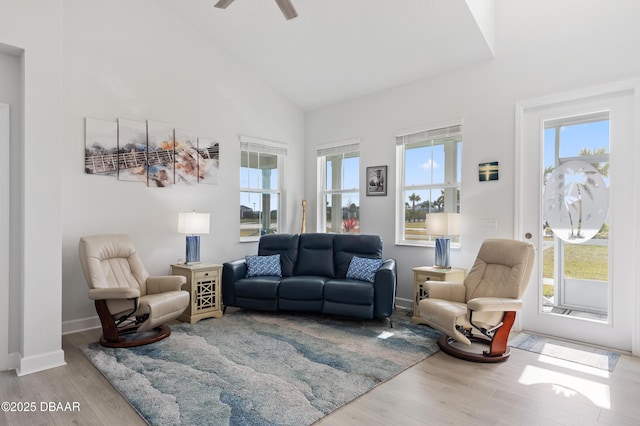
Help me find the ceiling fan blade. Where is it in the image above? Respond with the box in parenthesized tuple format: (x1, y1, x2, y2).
(214, 0, 235, 9)
(275, 0, 298, 20)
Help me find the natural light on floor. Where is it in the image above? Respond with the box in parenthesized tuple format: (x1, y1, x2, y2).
(377, 331, 394, 340)
(519, 363, 611, 409)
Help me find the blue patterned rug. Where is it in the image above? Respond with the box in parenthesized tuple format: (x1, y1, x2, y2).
(81, 309, 440, 425)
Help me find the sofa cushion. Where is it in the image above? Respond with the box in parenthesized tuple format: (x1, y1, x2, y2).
(279, 276, 328, 300)
(258, 234, 299, 277)
(333, 234, 383, 278)
(234, 277, 280, 299)
(324, 279, 374, 305)
(246, 254, 282, 277)
(346, 256, 382, 283)
(294, 233, 335, 277)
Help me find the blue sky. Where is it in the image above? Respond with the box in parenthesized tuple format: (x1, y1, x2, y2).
(544, 119, 610, 170)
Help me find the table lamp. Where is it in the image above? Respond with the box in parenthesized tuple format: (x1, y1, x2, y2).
(426, 212, 460, 269)
(178, 211, 210, 264)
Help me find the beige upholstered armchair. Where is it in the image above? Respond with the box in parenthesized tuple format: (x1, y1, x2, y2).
(79, 234, 190, 348)
(419, 239, 535, 362)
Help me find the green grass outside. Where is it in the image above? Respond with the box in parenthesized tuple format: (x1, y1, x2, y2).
(542, 240, 608, 297)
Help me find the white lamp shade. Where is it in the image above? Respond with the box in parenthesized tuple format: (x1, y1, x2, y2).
(178, 212, 210, 235)
(426, 212, 460, 236)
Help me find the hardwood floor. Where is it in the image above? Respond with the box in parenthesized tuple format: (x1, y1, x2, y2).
(1, 327, 639, 425)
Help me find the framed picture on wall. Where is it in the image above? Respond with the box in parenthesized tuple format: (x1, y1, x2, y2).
(366, 165, 387, 196)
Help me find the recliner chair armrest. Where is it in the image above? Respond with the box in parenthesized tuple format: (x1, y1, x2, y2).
(467, 297, 524, 312)
(424, 281, 466, 303)
(146, 275, 187, 294)
(88, 287, 140, 300)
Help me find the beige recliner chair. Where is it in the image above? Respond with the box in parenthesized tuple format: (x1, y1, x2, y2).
(79, 234, 190, 348)
(419, 238, 535, 362)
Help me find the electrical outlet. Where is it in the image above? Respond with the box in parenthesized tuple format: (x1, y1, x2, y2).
(481, 219, 498, 231)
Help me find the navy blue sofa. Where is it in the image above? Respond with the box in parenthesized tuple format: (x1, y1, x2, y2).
(222, 233, 397, 323)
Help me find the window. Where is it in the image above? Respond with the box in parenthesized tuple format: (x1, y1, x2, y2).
(239, 136, 286, 242)
(317, 140, 360, 233)
(396, 123, 462, 245)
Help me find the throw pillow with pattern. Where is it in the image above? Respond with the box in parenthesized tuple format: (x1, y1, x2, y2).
(246, 254, 282, 277)
(346, 256, 382, 283)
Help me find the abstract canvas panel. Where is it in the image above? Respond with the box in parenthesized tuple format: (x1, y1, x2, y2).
(147, 120, 175, 187)
(86, 116, 222, 190)
(198, 138, 220, 184)
(84, 118, 118, 176)
(117, 118, 148, 183)
(174, 128, 199, 185)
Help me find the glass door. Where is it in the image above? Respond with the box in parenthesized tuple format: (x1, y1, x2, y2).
(517, 88, 634, 351)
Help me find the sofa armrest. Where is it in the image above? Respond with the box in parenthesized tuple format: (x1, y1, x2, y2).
(88, 287, 140, 301)
(222, 259, 248, 307)
(373, 258, 397, 318)
(146, 275, 186, 294)
(424, 281, 466, 303)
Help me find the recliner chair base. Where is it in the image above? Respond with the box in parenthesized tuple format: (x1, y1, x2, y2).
(437, 335, 511, 363)
(99, 324, 172, 348)
(95, 300, 172, 348)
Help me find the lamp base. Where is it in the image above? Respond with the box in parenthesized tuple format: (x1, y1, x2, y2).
(434, 237, 451, 269)
(185, 235, 201, 264)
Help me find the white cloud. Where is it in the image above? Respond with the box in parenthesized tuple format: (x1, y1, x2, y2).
(420, 159, 439, 171)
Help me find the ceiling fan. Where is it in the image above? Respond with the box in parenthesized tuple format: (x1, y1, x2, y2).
(214, 0, 298, 20)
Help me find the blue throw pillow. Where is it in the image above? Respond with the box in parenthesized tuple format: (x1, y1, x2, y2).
(346, 256, 382, 283)
(246, 254, 282, 277)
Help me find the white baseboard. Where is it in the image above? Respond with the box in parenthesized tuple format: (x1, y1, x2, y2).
(394, 297, 413, 310)
(16, 349, 66, 376)
(62, 316, 101, 335)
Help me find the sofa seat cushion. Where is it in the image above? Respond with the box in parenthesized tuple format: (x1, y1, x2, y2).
(235, 277, 280, 299)
(279, 276, 328, 300)
(324, 279, 374, 305)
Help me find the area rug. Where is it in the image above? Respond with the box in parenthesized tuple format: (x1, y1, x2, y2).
(81, 309, 440, 425)
(510, 332, 620, 371)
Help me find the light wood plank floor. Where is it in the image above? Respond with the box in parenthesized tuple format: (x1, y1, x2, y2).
(1, 327, 639, 425)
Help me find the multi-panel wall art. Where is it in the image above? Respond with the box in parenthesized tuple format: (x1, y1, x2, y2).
(84, 117, 220, 187)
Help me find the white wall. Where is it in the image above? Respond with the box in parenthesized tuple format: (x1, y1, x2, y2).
(305, 0, 640, 307)
(0, 0, 66, 374)
(61, 0, 305, 328)
(0, 46, 21, 371)
(1, 0, 305, 373)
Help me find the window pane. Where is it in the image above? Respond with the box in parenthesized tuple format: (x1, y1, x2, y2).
(542, 114, 610, 318)
(404, 145, 433, 186)
(325, 191, 359, 233)
(240, 191, 279, 238)
(240, 151, 278, 190)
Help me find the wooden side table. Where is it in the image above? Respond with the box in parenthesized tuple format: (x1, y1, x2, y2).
(411, 266, 465, 325)
(171, 263, 223, 323)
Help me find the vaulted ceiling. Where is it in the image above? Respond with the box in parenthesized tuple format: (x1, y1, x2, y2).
(160, 0, 496, 110)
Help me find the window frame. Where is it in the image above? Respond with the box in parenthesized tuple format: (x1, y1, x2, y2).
(395, 122, 462, 247)
(239, 136, 286, 242)
(316, 139, 360, 234)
